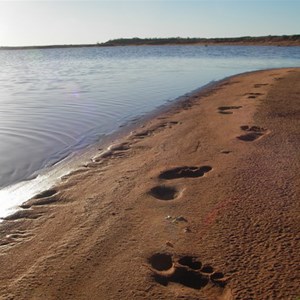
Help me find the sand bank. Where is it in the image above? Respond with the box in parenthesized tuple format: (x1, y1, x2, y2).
(0, 68, 299, 299)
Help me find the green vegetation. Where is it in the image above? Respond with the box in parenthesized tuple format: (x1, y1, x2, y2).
(1, 35, 299, 50)
(101, 35, 300, 46)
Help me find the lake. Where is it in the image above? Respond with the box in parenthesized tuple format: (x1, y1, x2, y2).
(0, 45, 299, 212)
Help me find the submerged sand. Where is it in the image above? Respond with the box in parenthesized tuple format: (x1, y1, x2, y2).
(0, 68, 299, 299)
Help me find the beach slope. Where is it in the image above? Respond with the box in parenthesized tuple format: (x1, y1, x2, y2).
(0, 68, 299, 299)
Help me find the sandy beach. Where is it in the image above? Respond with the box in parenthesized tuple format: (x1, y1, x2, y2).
(0, 68, 299, 299)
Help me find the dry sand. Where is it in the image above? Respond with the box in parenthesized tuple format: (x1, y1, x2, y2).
(0, 68, 299, 300)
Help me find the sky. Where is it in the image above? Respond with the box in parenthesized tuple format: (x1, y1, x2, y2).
(0, 1, 299, 47)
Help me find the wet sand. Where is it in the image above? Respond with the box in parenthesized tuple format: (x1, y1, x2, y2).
(0, 68, 299, 299)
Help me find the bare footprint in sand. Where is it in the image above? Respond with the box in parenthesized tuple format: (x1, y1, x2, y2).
(21, 189, 60, 208)
(244, 92, 264, 99)
(159, 166, 212, 180)
(131, 121, 180, 140)
(148, 185, 180, 200)
(93, 143, 131, 162)
(218, 106, 242, 114)
(148, 253, 228, 290)
(2, 209, 43, 221)
(220, 150, 231, 154)
(254, 83, 269, 88)
(237, 125, 268, 142)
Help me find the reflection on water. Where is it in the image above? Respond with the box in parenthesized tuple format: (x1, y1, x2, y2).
(0, 45, 299, 191)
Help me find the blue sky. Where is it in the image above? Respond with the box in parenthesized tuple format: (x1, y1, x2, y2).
(0, 1, 299, 46)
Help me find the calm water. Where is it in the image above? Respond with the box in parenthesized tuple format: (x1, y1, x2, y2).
(0, 45, 299, 189)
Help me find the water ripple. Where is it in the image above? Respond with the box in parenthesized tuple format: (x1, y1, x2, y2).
(0, 45, 299, 188)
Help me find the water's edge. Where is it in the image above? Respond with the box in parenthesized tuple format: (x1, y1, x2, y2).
(0, 68, 287, 219)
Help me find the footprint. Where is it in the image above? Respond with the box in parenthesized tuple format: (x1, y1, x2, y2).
(210, 272, 227, 287)
(93, 143, 130, 162)
(218, 106, 242, 111)
(158, 121, 179, 127)
(166, 267, 209, 289)
(237, 125, 268, 142)
(149, 185, 179, 200)
(220, 150, 231, 154)
(240, 125, 266, 132)
(148, 253, 228, 290)
(178, 256, 202, 270)
(244, 92, 264, 99)
(2, 209, 43, 221)
(218, 106, 242, 114)
(109, 143, 130, 152)
(93, 151, 114, 161)
(254, 83, 268, 88)
(133, 130, 152, 139)
(201, 264, 214, 274)
(237, 133, 264, 142)
(149, 253, 173, 271)
(219, 111, 233, 115)
(21, 189, 59, 208)
(131, 121, 179, 140)
(34, 189, 57, 199)
(159, 166, 212, 180)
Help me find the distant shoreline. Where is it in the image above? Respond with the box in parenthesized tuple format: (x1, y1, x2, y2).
(1, 35, 299, 50)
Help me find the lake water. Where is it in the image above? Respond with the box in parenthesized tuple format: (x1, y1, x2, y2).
(0, 45, 299, 200)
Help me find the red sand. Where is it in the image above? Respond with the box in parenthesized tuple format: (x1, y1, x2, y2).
(0, 68, 299, 299)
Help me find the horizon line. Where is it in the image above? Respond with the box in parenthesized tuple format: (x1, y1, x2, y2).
(1, 34, 299, 49)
